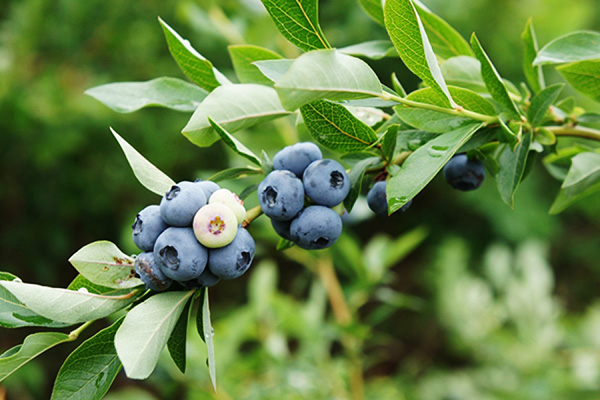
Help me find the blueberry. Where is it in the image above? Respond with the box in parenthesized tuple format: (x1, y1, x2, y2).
(258, 170, 305, 221)
(134, 252, 172, 291)
(273, 142, 322, 177)
(271, 219, 293, 240)
(195, 180, 220, 199)
(209, 188, 246, 224)
(303, 159, 350, 207)
(154, 227, 208, 281)
(443, 154, 485, 191)
(290, 206, 342, 250)
(193, 203, 238, 248)
(132, 205, 168, 251)
(366, 181, 413, 216)
(160, 181, 207, 226)
(208, 228, 255, 279)
(196, 268, 221, 287)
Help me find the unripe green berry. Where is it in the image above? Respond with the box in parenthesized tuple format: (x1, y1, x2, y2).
(209, 189, 246, 224)
(193, 203, 238, 248)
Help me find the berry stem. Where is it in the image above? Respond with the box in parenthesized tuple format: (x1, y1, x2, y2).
(242, 205, 263, 228)
(545, 125, 600, 141)
(378, 92, 500, 125)
(392, 151, 413, 166)
(68, 320, 94, 340)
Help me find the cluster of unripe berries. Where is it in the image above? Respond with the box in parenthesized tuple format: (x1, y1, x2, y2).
(258, 142, 348, 250)
(132, 180, 255, 291)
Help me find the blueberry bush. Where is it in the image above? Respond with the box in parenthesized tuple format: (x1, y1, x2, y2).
(2, 0, 600, 398)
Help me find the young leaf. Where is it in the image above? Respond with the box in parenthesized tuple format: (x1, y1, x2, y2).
(259, 0, 330, 52)
(521, 18, 545, 93)
(253, 59, 294, 82)
(68, 241, 142, 289)
(182, 84, 291, 147)
(159, 17, 230, 90)
(413, 0, 473, 59)
(228, 45, 283, 85)
(527, 84, 563, 127)
(0, 332, 72, 382)
(274, 50, 383, 110)
(384, 0, 456, 107)
(561, 152, 600, 197)
(196, 288, 217, 391)
(382, 126, 399, 162)
(0, 273, 71, 329)
(261, 150, 274, 175)
(358, 0, 384, 25)
(0, 281, 137, 325)
(344, 157, 381, 212)
(276, 238, 296, 251)
(495, 131, 533, 208)
(339, 40, 397, 60)
(534, 31, 600, 65)
(207, 167, 262, 182)
(209, 118, 261, 166)
(111, 128, 176, 196)
(167, 296, 193, 374)
(115, 290, 195, 380)
(394, 86, 495, 133)
(557, 60, 600, 102)
(85, 77, 208, 113)
(50, 318, 125, 400)
(470, 34, 521, 119)
(387, 123, 483, 213)
(300, 100, 378, 152)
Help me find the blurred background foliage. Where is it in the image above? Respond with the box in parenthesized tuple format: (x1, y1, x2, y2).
(1, 0, 600, 398)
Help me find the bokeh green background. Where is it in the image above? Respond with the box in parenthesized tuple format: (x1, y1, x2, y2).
(1, 0, 600, 399)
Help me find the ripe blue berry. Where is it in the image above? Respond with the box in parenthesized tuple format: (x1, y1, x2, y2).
(134, 252, 172, 292)
(160, 181, 207, 226)
(303, 159, 350, 207)
(273, 142, 322, 177)
(195, 180, 220, 199)
(367, 181, 412, 216)
(196, 268, 221, 287)
(443, 154, 485, 191)
(271, 219, 293, 241)
(208, 228, 255, 280)
(258, 170, 305, 221)
(132, 205, 168, 251)
(290, 206, 342, 250)
(154, 227, 208, 281)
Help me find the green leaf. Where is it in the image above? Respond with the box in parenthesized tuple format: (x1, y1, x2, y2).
(387, 123, 483, 213)
(0, 281, 137, 325)
(67, 275, 133, 296)
(228, 45, 283, 85)
(209, 118, 261, 166)
(115, 290, 195, 380)
(159, 17, 229, 91)
(1, 332, 71, 382)
(344, 157, 381, 212)
(534, 31, 600, 65)
(358, 0, 384, 25)
(68, 241, 142, 289)
(384, 0, 455, 107)
(382, 126, 399, 161)
(196, 288, 217, 391)
(339, 40, 397, 60)
(441, 56, 487, 93)
(470, 34, 521, 119)
(259, 0, 330, 52)
(182, 84, 291, 147)
(261, 150, 274, 175)
(85, 78, 208, 113)
(51, 318, 124, 400)
(557, 60, 600, 102)
(274, 50, 383, 110)
(207, 167, 262, 182)
(561, 152, 600, 197)
(396, 129, 438, 151)
(253, 59, 293, 83)
(495, 131, 533, 208)
(276, 238, 296, 250)
(527, 84, 564, 127)
(549, 181, 600, 214)
(521, 18, 545, 93)
(413, 0, 473, 60)
(111, 128, 176, 196)
(0, 273, 71, 329)
(394, 85, 495, 133)
(167, 296, 193, 374)
(299, 100, 378, 152)
(239, 184, 259, 200)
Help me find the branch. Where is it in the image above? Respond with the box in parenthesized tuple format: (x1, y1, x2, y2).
(545, 125, 600, 141)
(242, 205, 263, 228)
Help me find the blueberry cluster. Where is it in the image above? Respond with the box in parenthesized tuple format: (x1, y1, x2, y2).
(131, 180, 255, 291)
(259, 142, 347, 250)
